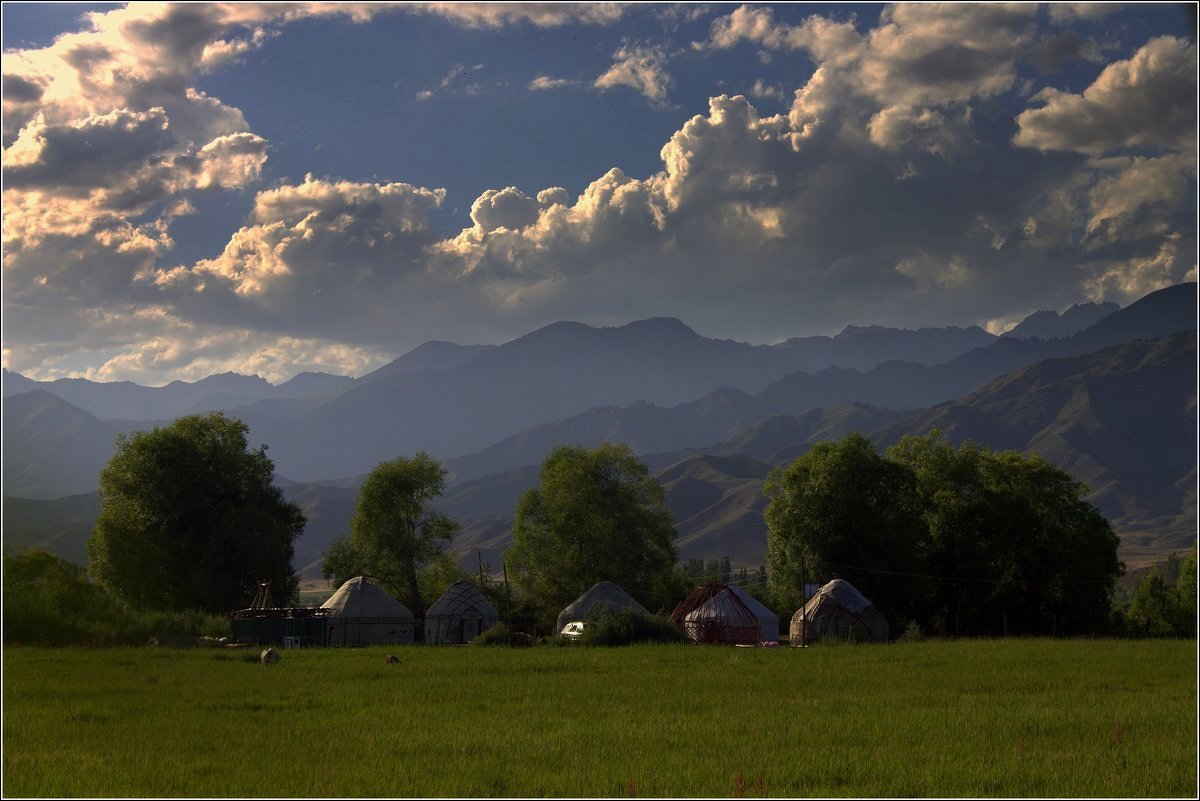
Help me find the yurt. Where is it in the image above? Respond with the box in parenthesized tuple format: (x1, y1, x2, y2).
(321, 576, 414, 646)
(790, 579, 889, 645)
(425, 581, 499, 644)
(557, 581, 649, 634)
(728, 585, 780, 643)
(671, 585, 761, 645)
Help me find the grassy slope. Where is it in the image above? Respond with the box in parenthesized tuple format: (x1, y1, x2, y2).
(2, 640, 1195, 797)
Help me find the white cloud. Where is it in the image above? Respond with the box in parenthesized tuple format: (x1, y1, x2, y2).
(410, 3, 625, 29)
(1014, 36, 1197, 155)
(3, 3, 1196, 385)
(529, 75, 580, 91)
(594, 42, 674, 107)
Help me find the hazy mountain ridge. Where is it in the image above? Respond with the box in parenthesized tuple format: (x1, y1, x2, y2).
(1001, 302, 1121, 340)
(774, 323, 997, 371)
(1, 392, 121, 500)
(435, 331, 1198, 573)
(5, 333, 1195, 577)
(437, 284, 1193, 485)
(0, 369, 353, 422)
(2, 283, 1190, 496)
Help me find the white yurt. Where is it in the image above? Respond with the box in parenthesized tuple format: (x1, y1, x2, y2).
(321, 576, 414, 646)
(557, 581, 649, 634)
(425, 581, 500, 644)
(790, 579, 889, 645)
(728, 585, 780, 643)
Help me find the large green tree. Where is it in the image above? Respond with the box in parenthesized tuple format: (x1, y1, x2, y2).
(321, 452, 459, 617)
(507, 443, 679, 624)
(765, 431, 1122, 637)
(888, 433, 1121, 635)
(88, 413, 305, 613)
(764, 433, 926, 626)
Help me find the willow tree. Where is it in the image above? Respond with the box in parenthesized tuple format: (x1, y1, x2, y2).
(507, 443, 678, 624)
(322, 452, 459, 618)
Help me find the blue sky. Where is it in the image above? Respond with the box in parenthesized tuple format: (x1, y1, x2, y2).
(2, 3, 1196, 384)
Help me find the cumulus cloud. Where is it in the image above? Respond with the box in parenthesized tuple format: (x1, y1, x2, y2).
(701, 3, 1038, 153)
(1047, 3, 1127, 25)
(410, 3, 625, 29)
(594, 42, 674, 107)
(1014, 36, 1197, 155)
(3, 3, 1196, 385)
(162, 174, 445, 302)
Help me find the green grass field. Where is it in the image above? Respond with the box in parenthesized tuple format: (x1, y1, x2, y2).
(3, 639, 1195, 797)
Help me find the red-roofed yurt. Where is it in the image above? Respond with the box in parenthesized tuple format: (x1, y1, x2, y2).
(670, 585, 761, 645)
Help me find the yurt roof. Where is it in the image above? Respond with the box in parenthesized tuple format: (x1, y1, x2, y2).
(803, 579, 876, 615)
(426, 581, 499, 618)
(682, 588, 758, 623)
(558, 581, 648, 628)
(727, 585, 778, 624)
(320, 576, 413, 620)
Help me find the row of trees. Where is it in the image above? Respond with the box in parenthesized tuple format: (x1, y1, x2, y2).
(76, 412, 1190, 641)
(765, 432, 1123, 636)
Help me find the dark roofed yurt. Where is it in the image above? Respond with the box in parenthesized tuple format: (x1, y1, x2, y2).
(425, 581, 499, 644)
(728, 585, 780, 643)
(321, 576, 414, 646)
(671, 585, 761, 645)
(557, 581, 649, 634)
(790, 579, 889, 645)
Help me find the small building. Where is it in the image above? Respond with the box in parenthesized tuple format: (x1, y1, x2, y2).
(321, 576, 415, 646)
(790, 579, 889, 645)
(425, 581, 499, 644)
(229, 606, 329, 647)
(557, 581, 649, 634)
(229, 580, 329, 646)
(727, 585, 780, 643)
(671, 585, 761, 645)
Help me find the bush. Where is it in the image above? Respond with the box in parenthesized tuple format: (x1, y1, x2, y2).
(472, 623, 511, 647)
(897, 620, 926, 643)
(3, 549, 229, 646)
(579, 610, 686, 647)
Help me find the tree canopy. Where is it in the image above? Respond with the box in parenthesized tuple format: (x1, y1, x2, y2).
(88, 413, 305, 613)
(765, 431, 1122, 635)
(764, 433, 925, 622)
(506, 443, 679, 624)
(321, 452, 460, 617)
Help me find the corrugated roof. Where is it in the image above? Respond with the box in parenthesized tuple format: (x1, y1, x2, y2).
(426, 580, 499, 619)
(727, 585, 779, 625)
(320, 576, 413, 621)
(804, 579, 875, 615)
(557, 581, 648, 632)
(682, 588, 758, 624)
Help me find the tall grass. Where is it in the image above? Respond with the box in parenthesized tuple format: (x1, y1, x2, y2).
(2, 640, 1195, 797)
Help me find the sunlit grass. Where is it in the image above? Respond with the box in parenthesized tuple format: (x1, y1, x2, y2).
(3, 639, 1195, 797)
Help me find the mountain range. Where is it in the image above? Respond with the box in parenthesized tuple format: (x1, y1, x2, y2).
(2, 283, 1195, 578)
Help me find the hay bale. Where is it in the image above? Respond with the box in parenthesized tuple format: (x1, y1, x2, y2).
(259, 647, 280, 665)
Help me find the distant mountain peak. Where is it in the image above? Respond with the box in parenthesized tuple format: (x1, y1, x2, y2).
(621, 316, 695, 332)
(1003, 300, 1122, 340)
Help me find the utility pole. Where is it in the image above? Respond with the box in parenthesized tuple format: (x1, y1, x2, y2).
(799, 552, 807, 648)
(503, 560, 512, 646)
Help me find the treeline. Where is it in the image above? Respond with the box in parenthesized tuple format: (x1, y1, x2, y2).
(3, 412, 1194, 646)
(764, 432, 1194, 638)
(3, 549, 229, 646)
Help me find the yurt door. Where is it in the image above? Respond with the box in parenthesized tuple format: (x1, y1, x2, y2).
(463, 618, 479, 643)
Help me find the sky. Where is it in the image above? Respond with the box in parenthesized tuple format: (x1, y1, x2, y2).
(1, 2, 1196, 385)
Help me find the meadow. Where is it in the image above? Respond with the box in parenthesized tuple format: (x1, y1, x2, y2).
(2, 639, 1195, 798)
